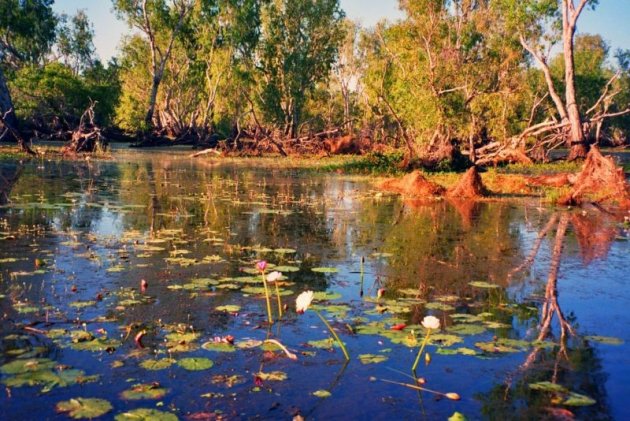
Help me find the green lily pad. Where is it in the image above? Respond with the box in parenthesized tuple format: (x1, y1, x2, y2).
(469, 281, 500, 289)
(448, 412, 468, 421)
(56, 398, 112, 419)
(1, 358, 55, 374)
(274, 265, 300, 272)
(312, 291, 342, 301)
(311, 267, 338, 273)
(256, 371, 287, 381)
(115, 408, 178, 421)
(476, 338, 530, 354)
(446, 324, 486, 336)
(274, 248, 297, 254)
(201, 342, 236, 352)
(140, 358, 176, 371)
(307, 338, 336, 349)
(563, 392, 596, 406)
(313, 389, 331, 398)
(428, 334, 463, 347)
(121, 383, 168, 400)
(425, 302, 455, 311)
(528, 381, 568, 393)
(436, 347, 479, 356)
(215, 305, 241, 312)
(584, 335, 624, 345)
(358, 354, 388, 364)
(177, 358, 214, 371)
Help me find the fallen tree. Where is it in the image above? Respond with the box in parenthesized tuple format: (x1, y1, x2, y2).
(61, 101, 107, 155)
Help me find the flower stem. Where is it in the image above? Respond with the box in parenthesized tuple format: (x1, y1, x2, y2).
(412, 329, 431, 372)
(274, 281, 283, 318)
(314, 310, 350, 361)
(261, 273, 274, 325)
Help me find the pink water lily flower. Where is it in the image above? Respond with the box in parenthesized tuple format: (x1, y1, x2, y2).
(266, 271, 282, 282)
(256, 260, 267, 272)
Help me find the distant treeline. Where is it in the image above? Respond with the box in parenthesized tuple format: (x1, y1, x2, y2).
(1, 0, 629, 162)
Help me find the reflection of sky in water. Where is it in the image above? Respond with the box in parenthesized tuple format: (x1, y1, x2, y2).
(0, 152, 629, 419)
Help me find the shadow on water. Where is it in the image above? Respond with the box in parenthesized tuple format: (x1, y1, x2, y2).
(0, 153, 628, 419)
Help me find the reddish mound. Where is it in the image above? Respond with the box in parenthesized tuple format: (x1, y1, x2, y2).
(447, 167, 488, 198)
(559, 146, 630, 207)
(380, 171, 445, 197)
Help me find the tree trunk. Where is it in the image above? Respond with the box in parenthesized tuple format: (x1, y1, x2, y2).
(145, 75, 161, 130)
(0, 66, 18, 130)
(563, 0, 588, 161)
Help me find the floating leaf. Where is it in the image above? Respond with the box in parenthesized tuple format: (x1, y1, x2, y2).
(274, 248, 297, 254)
(140, 359, 175, 371)
(529, 381, 568, 393)
(312, 291, 342, 301)
(447, 324, 486, 336)
(1, 358, 55, 374)
(584, 335, 624, 345)
(256, 371, 287, 381)
(114, 408, 178, 421)
(448, 412, 468, 421)
(437, 347, 479, 356)
(121, 383, 168, 400)
(177, 358, 214, 371)
(307, 338, 336, 349)
(563, 392, 596, 406)
(55, 398, 112, 419)
(469, 281, 500, 289)
(274, 265, 300, 272)
(201, 342, 236, 352)
(211, 374, 245, 388)
(215, 305, 241, 313)
(425, 302, 455, 311)
(358, 354, 388, 364)
(311, 267, 338, 273)
(313, 390, 331, 398)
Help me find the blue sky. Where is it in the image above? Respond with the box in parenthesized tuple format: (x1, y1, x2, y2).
(53, 0, 629, 63)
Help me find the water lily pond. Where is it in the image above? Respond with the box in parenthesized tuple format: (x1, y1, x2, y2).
(0, 149, 628, 420)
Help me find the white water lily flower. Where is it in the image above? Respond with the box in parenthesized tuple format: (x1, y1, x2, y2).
(266, 271, 282, 282)
(421, 315, 440, 330)
(296, 290, 314, 314)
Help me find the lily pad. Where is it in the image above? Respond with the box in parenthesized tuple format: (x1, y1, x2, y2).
(56, 398, 112, 419)
(201, 342, 236, 352)
(115, 408, 178, 421)
(121, 383, 168, 400)
(140, 358, 176, 371)
(358, 354, 388, 364)
(215, 305, 241, 313)
(313, 389, 332, 398)
(177, 358, 214, 371)
(563, 392, 596, 406)
(469, 281, 500, 289)
(529, 381, 568, 393)
(311, 267, 339, 273)
(256, 371, 287, 381)
(1, 358, 55, 374)
(584, 335, 624, 345)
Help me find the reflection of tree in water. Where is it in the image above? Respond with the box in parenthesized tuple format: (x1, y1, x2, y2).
(0, 162, 23, 205)
(481, 210, 620, 420)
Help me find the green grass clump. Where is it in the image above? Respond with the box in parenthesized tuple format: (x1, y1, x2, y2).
(319, 152, 405, 175)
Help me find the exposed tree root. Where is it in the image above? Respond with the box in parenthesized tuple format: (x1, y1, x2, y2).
(559, 146, 630, 207)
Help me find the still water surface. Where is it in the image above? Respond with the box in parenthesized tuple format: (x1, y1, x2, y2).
(0, 150, 628, 420)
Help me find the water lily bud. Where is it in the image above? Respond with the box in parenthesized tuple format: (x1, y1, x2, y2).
(256, 260, 267, 272)
(377, 288, 385, 299)
(445, 392, 461, 401)
(425, 352, 431, 365)
(140, 279, 148, 291)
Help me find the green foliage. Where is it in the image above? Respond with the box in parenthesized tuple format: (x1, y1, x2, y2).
(10, 62, 119, 127)
(0, 0, 57, 66)
(257, 0, 345, 137)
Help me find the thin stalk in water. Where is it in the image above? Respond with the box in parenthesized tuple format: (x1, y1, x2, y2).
(314, 309, 350, 361)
